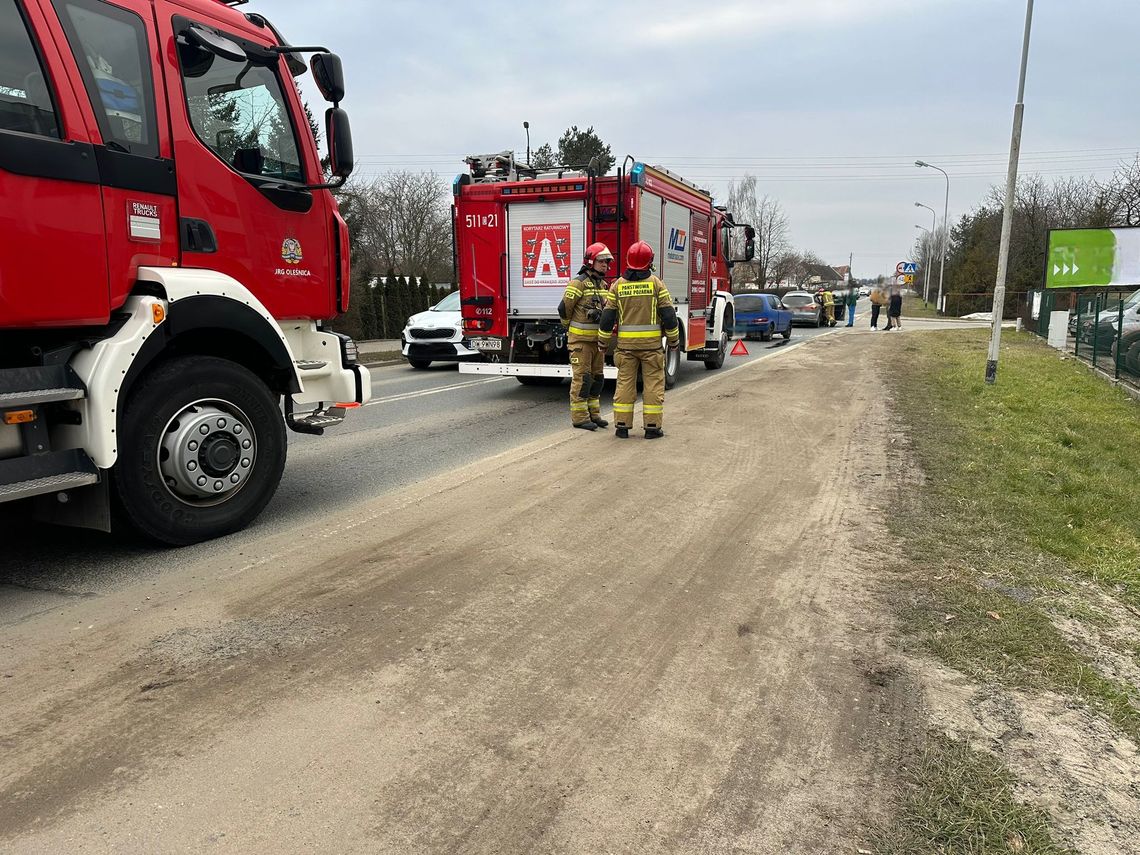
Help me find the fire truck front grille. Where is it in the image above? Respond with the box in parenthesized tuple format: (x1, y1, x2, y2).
(409, 328, 455, 340)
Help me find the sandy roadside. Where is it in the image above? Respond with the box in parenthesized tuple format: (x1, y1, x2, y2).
(0, 332, 913, 854)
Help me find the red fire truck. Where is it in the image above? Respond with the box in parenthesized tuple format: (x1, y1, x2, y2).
(453, 153, 754, 388)
(0, 0, 367, 544)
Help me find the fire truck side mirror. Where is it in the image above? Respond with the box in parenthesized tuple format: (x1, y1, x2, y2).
(325, 108, 354, 178)
(744, 225, 756, 262)
(311, 53, 346, 104)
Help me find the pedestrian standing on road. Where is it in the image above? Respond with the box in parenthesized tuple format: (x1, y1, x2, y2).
(844, 287, 858, 327)
(597, 241, 679, 439)
(869, 286, 886, 329)
(884, 286, 904, 331)
(558, 242, 614, 431)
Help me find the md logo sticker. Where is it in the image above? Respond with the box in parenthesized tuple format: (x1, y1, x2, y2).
(667, 227, 687, 263)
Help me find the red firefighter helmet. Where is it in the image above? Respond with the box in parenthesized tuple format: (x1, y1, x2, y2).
(626, 240, 654, 270)
(584, 242, 614, 264)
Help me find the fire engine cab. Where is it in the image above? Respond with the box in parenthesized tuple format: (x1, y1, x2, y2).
(0, 0, 366, 544)
(453, 152, 754, 388)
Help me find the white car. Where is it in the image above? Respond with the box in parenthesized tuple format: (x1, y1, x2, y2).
(401, 291, 480, 369)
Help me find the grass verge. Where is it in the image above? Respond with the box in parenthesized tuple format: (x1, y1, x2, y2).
(875, 328, 1140, 849)
(360, 352, 406, 366)
(901, 298, 942, 320)
(876, 733, 1074, 855)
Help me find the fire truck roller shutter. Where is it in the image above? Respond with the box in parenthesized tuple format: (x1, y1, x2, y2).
(637, 189, 663, 273)
(506, 199, 586, 316)
(661, 201, 690, 304)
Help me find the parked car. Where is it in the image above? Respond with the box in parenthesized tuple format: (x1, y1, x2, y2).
(780, 290, 827, 327)
(1076, 289, 1140, 350)
(733, 293, 793, 341)
(401, 291, 480, 369)
(858, 286, 871, 297)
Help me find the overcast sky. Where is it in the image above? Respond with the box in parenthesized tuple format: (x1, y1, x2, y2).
(266, 0, 1140, 279)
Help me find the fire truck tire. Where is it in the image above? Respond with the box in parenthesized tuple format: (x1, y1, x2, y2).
(516, 376, 562, 387)
(664, 343, 680, 390)
(704, 324, 729, 370)
(112, 355, 287, 546)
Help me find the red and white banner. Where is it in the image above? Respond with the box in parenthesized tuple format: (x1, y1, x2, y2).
(521, 223, 571, 287)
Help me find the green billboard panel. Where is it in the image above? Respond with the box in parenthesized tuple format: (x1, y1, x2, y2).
(1045, 227, 1140, 289)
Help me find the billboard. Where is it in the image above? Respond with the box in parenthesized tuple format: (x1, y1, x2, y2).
(1045, 227, 1140, 289)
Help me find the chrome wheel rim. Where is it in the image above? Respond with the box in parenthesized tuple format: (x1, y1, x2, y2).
(157, 399, 256, 506)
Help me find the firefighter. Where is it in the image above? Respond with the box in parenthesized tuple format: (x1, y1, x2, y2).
(597, 241, 679, 439)
(821, 285, 837, 327)
(558, 242, 614, 430)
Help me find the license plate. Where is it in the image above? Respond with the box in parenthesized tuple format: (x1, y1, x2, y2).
(471, 338, 502, 351)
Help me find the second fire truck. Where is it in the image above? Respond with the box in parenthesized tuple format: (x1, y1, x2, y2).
(453, 153, 754, 389)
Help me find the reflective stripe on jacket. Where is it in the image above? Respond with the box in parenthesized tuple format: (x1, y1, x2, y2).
(560, 272, 609, 343)
(598, 274, 679, 351)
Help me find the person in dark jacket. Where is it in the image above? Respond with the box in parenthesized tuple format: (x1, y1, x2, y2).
(884, 287, 903, 330)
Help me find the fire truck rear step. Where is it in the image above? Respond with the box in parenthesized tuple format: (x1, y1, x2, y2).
(0, 449, 99, 503)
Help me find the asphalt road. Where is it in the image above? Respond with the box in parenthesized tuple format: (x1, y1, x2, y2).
(0, 306, 861, 623)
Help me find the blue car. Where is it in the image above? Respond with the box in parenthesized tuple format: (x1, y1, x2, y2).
(733, 293, 793, 342)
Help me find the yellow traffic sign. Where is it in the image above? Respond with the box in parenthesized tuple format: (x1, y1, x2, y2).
(904, 274, 914, 284)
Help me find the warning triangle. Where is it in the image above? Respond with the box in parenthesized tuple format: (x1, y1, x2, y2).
(730, 339, 749, 356)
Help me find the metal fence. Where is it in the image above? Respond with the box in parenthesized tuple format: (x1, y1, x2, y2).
(929, 291, 1028, 319)
(1028, 289, 1140, 385)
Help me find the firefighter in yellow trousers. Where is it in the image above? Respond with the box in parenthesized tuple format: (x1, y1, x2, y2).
(597, 241, 679, 439)
(558, 242, 614, 431)
(820, 286, 837, 327)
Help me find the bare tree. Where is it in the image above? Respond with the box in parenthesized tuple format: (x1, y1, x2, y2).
(726, 175, 791, 284)
(781, 250, 825, 288)
(341, 171, 452, 283)
(767, 251, 800, 286)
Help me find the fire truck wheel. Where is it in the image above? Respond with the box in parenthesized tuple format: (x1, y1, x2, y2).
(113, 355, 287, 546)
(704, 323, 729, 370)
(664, 343, 680, 390)
(516, 376, 562, 387)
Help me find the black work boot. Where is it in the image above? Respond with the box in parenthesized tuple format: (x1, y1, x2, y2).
(591, 415, 609, 428)
(644, 427, 664, 439)
(615, 427, 630, 439)
(573, 421, 597, 431)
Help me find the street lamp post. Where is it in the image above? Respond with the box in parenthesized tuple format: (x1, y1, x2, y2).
(915, 202, 937, 305)
(916, 160, 950, 313)
(915, 224, 931, 305)
(523, 121, 531, 165)
(987, 0, 1034, 384)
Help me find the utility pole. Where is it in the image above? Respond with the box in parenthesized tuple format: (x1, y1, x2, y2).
(986, 0, 1034, 384)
